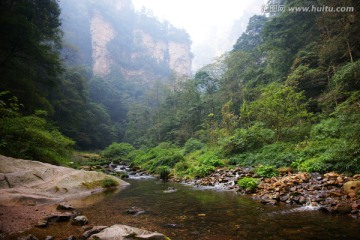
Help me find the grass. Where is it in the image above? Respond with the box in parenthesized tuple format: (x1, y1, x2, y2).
(81, 178, 119, 189)
(71, 151, 110, 169)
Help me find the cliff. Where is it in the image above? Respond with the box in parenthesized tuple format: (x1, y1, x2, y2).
(60, 0, 192, 82)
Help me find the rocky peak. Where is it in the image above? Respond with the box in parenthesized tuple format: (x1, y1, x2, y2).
(90, 11, 115, 77)
(60, 0, 192, 82)
(169, 41, 192, 77)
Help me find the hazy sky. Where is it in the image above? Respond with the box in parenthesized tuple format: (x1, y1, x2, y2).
(132, 0, 265, 69)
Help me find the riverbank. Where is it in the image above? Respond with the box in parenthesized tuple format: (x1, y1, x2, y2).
(180, 167, 360, 217)
(0, 155, 128, 238)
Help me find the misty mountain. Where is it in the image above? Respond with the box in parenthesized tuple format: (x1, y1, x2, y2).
(59, 0, 192, 83)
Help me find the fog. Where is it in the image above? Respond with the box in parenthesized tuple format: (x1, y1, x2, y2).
(133, 0, 265, 70)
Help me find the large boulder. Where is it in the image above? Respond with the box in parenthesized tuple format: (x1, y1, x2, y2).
(90, 224, 167, 240)
(0, 155, 128, 206)
(343, 181, 360, 195)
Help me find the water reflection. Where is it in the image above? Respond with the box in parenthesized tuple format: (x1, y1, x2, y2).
(77, 179, 360, 240)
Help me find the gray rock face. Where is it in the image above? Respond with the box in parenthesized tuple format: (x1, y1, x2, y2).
(0, 155, 128, 206)
(90, 224, 166, 240)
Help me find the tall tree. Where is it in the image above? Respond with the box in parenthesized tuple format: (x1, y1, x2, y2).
(0, 0, 63, 113)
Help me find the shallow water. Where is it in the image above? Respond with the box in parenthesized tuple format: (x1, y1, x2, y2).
(15, 179, 360, 239)
(78, 179, 360, 240)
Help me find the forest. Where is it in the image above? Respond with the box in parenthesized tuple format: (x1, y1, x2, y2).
(0, 0, 360, 179)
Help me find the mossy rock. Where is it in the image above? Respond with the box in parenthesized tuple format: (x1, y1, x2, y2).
(343, 181, 360, 195)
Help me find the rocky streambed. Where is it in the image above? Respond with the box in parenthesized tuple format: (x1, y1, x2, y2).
(79, 161, 153, 180)
(83, 161, 360, 218)
(6, 159, 360, 240)
(183, 168, 360, 218)
(9, 201, 168, 240)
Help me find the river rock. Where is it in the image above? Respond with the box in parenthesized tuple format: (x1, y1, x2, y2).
(324, 172, 340, 179)
(18, 235, 39, 240)
(57, 202, 75, 211)
(126, 207, 145, 215)
(164, 187, 177, 193)
(71, 215, 88, 226)
(348, 192, 357, 198)
(277, 167, 293, 175)
(343, 181, 360, 195)
(35, 219, 48, 228)
(335, 203, 352, 214)
(260, 198, 278, 205)
(164, 223, 179, 228)
(89, 224, 166, 240)
(353, 174, 360, 180)
(46, 211, 76, 223)
(299, 196, 307, 204)
(44, 236, 54, 240)
(0, 173, 8, 189)
(336, 176, 344, 185)
(82, 226, 108, 239)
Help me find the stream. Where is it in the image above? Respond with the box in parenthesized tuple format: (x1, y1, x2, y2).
(77, 178, 359, 240)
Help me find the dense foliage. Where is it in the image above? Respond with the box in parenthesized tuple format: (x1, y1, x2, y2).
(101, 142, 135, 161)
(0, 92, 74, 165)
(1, 0, 359, 177)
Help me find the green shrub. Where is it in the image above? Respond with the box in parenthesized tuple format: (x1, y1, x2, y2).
(101, 142, 135, 161)
(237, 177, 259, 191)
(221, 123, 275, 156)
(101, 178, 119, 188)
(293, 156, 331, 173)
(130, 143, 184, 173)
(228, 157, 239, 165)
(180, 149, 224, 178)
(229, 143, 298, 168)
(127, 149, 146, 161)
(0, 113, 74, 165)
(292, 138, 360, 173)
(183, 138, 204, 154)
(174, 161, 190, 174)
(71, 152, 109, 168)
(191, 165, 215, 178)
(256, 165, 279, 178)
(198, 150, 224, 167)
(82, 178, 119, 189)
(311, 118, 341, 140)
(156, 166, 171, 181)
